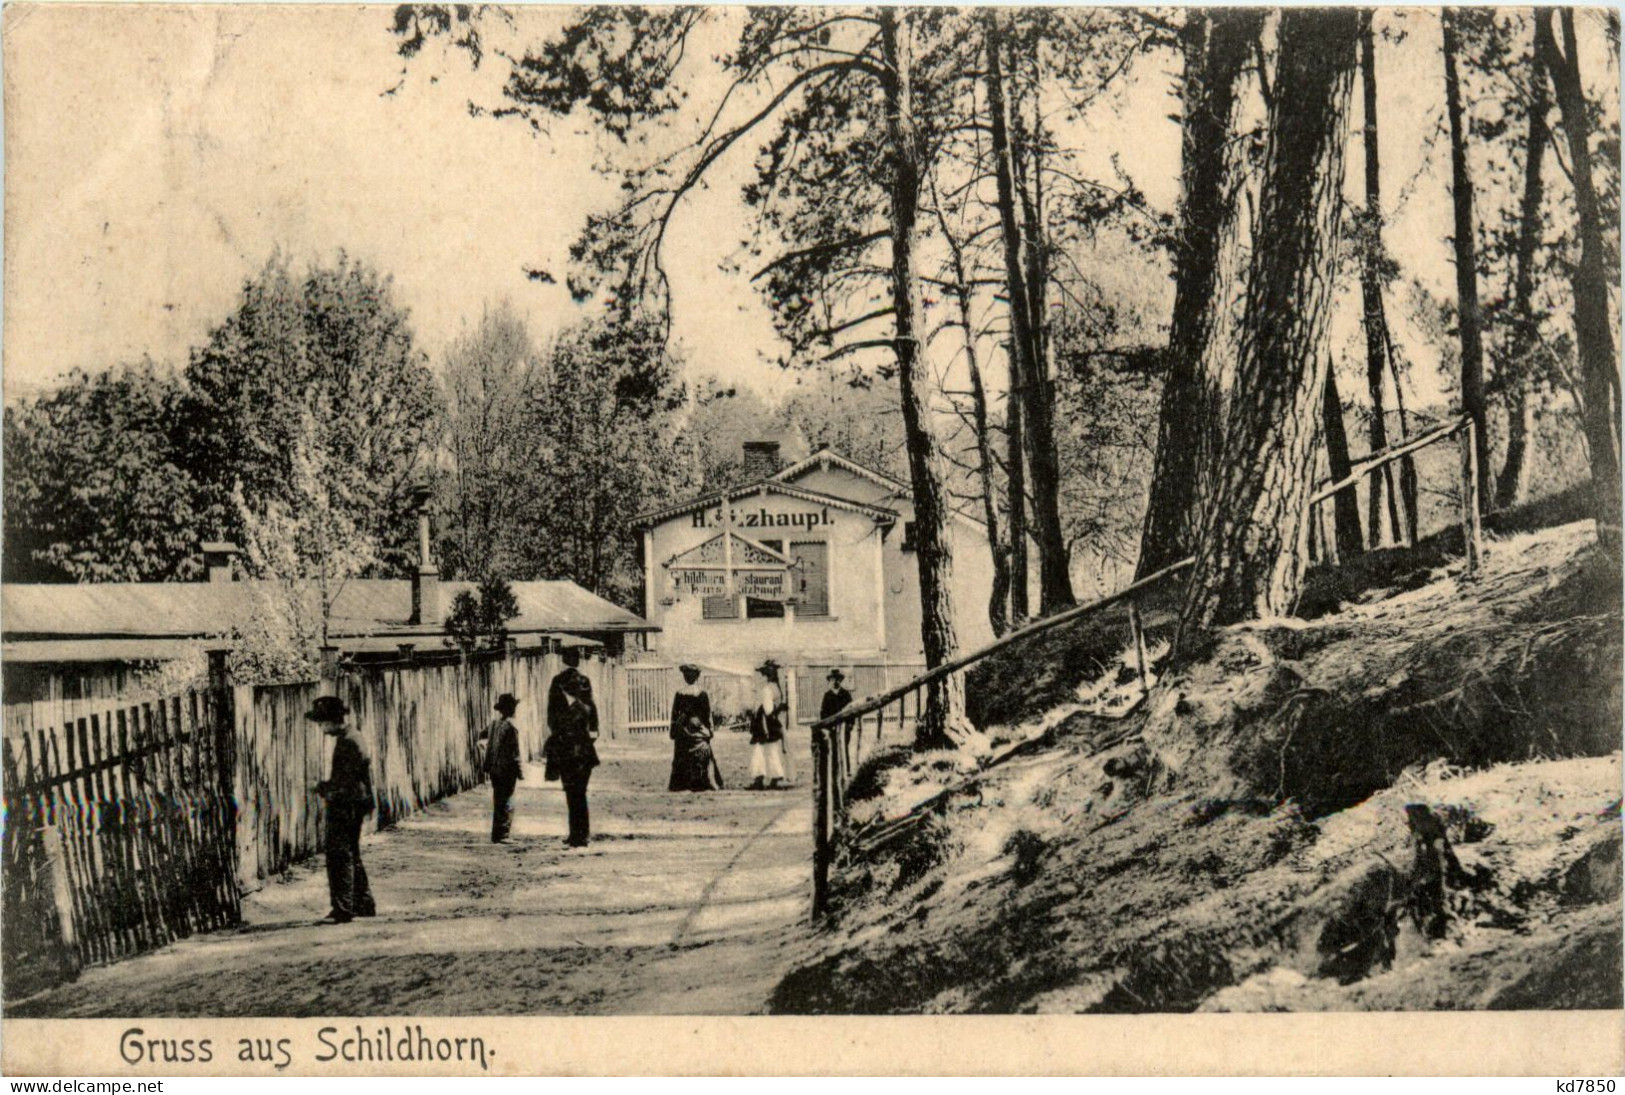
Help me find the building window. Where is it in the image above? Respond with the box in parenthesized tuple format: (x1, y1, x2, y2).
(792, 541, 829, 617)
(702, 593, 738, 620)
(901, 521, 918, 551)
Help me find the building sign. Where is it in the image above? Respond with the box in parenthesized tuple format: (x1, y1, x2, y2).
(669, 568, 790, 601)
(693, 506, 833, 530)
(735, 570, 788, 600)
(670, 570, 729, 596)
(664, 532, 794, 602)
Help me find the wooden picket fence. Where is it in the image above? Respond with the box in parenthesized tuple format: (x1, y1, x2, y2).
(3, 644, 631, 997)
(2, 682, 240, 998)
(233, 646, 623, 891)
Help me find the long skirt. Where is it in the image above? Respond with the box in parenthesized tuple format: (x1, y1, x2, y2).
(749, 740, 787, 783)
(670, 738, 723, 791)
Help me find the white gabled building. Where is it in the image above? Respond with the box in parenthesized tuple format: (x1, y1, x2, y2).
(634, 441, 1012, 677)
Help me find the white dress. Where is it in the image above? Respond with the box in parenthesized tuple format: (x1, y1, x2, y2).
(749, 680, 791, 783)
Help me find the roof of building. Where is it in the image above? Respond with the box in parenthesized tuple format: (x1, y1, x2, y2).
(1, 638, 226, 664)
(633, 446, 994, 536)
(1, 629, 609, 666)
(772, 447, 911, 494)
(1, 577, 656, 645)
(632, 476, 900, 528)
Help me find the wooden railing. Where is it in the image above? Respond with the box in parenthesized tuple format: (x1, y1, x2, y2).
(808, 414, 1483, 919)
(1307, 415, 1483, 569)
(810, 558, 1193, 917)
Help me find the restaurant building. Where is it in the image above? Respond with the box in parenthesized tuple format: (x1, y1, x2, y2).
(635, 441, 1010, 679)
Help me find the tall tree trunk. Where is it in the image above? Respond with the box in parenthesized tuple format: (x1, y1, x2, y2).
(1537, 8, 1620, 553)
(1322, 365, 1364, 559)
(1006, 346, 1029, 627)
(1495, 45, 1550, 513)
(1359, 15, 1405, 548)
(1383, 326, 1421, 544)
(1138, 9, 1262, 578)
(934, 193, 1011, 638)
(1019, 88, 1074, 615)
(880, 8, 967, 749)
(1443, 9, 1492, 506)
(1179, 8, 1360, 640)
(984, 14, 1073, 614)
(968, 342, 1011, 639)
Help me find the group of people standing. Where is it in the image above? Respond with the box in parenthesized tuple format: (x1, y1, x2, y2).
(482, 645, 600, 847)
(306, 649, 856, 924)
(668, 658, 851, 792)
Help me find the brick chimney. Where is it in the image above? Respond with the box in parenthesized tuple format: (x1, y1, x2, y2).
(742, 440, 782, 482)
(200, 541, 239, 583)
(408, 486, 439, 627)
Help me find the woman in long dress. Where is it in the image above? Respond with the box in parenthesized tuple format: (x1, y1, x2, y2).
(749, 659, 792, 790)
(668, 663, 723, 791)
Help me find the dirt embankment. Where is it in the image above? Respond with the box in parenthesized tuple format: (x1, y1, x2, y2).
(771, 521, 1622, 1014)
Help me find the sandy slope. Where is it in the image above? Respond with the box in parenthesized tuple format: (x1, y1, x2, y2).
(772, 522, 1622, 1013)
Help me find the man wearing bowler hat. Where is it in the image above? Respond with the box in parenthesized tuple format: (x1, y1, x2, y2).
(308, 695, 376, 924)
(820, 668, 853, 723)
(482, 693, 523, 843)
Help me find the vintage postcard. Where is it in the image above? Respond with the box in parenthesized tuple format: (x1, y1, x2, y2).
(2, 2, 1621, 1077)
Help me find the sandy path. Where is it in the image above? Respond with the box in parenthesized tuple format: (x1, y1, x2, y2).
(12, 734, 815, 1016)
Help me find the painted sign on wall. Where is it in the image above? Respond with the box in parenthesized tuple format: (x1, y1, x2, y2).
(670, 570, 728, 596)
(668, 569, 789, 601)
(735, 571, 788, 600)
(692, 506, 834, 530)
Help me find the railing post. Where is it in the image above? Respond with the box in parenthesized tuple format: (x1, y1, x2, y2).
(811, 726, 831, 920)
(833, 715, 852, 825)
(1459, 418, 1484, 576)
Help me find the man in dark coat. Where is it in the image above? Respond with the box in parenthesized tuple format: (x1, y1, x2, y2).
(819, 668, 854, 723)
(547, 646, 591, 739)
(309, 695, 376, 924)
(482, 693, 523, 843)
(546, 647, 600, 847)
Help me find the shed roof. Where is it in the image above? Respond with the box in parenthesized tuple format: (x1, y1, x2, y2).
(1, 577, 655, 644)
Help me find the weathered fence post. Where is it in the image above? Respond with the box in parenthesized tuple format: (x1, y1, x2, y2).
(812, 726, 831, 920)
(207, 649, 239, 869)
(1459, 418, 1484, 576)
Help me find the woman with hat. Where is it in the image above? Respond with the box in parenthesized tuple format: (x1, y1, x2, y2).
(481, 693, 523, 843)
(668, 664, 722, 792)
(749, 659, 792, 790)
(308, 695, 376, 924)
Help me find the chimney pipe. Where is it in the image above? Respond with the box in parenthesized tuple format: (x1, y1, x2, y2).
(408, 486, 439, 627)
(742, 440, 782, 482)
(200, 541, 239, 583)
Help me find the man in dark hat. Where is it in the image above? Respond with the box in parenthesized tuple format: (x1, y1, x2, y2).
(547, 645, 590, 740)
(309, 695, 376, 924)
(820, 668, 853, 723)
(546, 647, 600, 847)
(481, 693, 523, 843)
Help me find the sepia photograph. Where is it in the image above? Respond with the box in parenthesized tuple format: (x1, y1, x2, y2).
(1, 1, 1621, 1076)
